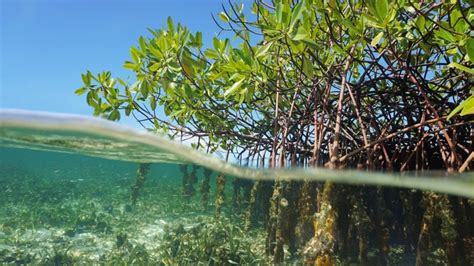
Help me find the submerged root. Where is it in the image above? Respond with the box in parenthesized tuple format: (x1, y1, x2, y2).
(303, 182, 336, 265)
(179, 165, 195, 201)
(295, 180, 314, 248)
(130, 163, 151, 206)
(200, 168, 211, 210)
(215, 174, 226, 217)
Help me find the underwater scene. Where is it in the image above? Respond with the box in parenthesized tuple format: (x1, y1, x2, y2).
(0, 147, 267, 264)
(0, 111, 472, 265)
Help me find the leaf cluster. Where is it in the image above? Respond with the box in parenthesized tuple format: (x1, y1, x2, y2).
(76, 0, 473, 169)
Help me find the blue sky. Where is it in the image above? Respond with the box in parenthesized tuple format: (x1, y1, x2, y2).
(1, 0, 250, 127)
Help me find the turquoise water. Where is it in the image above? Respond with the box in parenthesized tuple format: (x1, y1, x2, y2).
(0, 110, 473, 264)
(0, 148, 256, 263)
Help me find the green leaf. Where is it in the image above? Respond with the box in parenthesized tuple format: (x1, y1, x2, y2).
(75, 87, 87, 96)
(362, 13, 384, 29)
(108, 110, 120, 121)
(447, 47, 458, 55)
(181, 55, 195, 77)
(448, 95, 474, 119)
(302, 57, 313, 77)
(466, 38, 474, 62)
(415, 15, 425, 31)
(125, 106, 133, 116)
(148, 45, 163, 58)
(86, 91, 96, 107)
(435, 29, 455, 43)
(289, 1, 304, 31)
(374, 0, 388, 21)
(184, 84, 193, 98)
(237, 88, 247, 106)
(301, 38, 318, 48)
(167, 16, 174, 33)
(123, 61, 137, 70)
(460, 97, 474, 116)
(219, 12, 229, 22)
(234, 48, 252, 65)
(280, 3, 291, 25)
(224, 78, 244, 97)
(117, 78, 127, 87)
(292, 26, 309, 41)
(130, 47, 141, 63)
(139, 36, 146, 52)
(169, 107, 185, 118)
(204, 49, 219, 59)
(213, 37, 221, 51)
(150, 97, 157, 111)
(149, 63, 160, 72)
(195, 32, 203, 47)
(140, 81, 149, 98)
(255, 42, 273, 58)
(448, 62, 474, 75)
(276, 2, 284, 23)
(371, 32, 384, 47)
(341, 19, 362, 35)
(81, 73, 91, 86)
